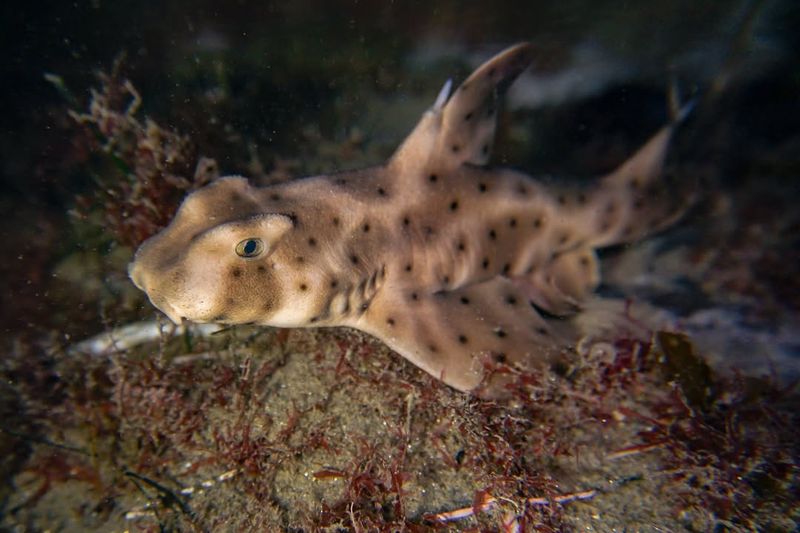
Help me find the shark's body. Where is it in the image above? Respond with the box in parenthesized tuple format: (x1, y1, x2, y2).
(129, 43, 690, 393)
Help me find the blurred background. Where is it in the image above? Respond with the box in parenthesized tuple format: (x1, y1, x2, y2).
(0, 1, 798, 529)
(1, 0, 798, 369)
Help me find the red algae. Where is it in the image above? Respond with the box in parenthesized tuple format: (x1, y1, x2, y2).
(3, 29, 800, 530)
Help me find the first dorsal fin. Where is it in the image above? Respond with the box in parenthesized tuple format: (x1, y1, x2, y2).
(390, 43, 534, 177)
(437, 42, 534, 166)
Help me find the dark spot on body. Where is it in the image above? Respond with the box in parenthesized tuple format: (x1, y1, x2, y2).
(559, 234, 570, 245)
(299, 283, 308, 291)
(377, 187, 387, 196)
(429, 344, 439, 353)
(494, 328, 507, 338)
(442, 275, 450, 285)
(465, 111, 473, 121)
(362, 223, 370, 233)
(451, 144, 460, 153)
(333, 217, 340, 226)
(424, 226, 434, 236)
(580, 256, 591, 266)
(458, 334, 469, 345)
(460, 296, 470, 305)
(516, 184, 528, 196)
(509, 218, 517, 228)
(557, 194, 566, 205)
(232, 267, 242, 278)
(481, 144, 489, 155)
(633, 199, 644, 209)
(537, 327, 548, 336)
(488, 229, 497, 240)
(449, 200, 459, 211)
(309, 316, 319, 323)
(386, 317, 395, 326)
(455, 450, 465, 464)
(478, 183, 488, 193)
(428, 174, 438, 183)
(360, 302, 370, 312)
(296, 256, 305, 264)
(410, 292, 419, 301)
(505, 295, 517, 305)
(494, 353, 507, 363)
(350, 254, 359, 265)
(629, 178, 640, 190)
(457, 241, 466, 252)
(270, 193, 281, 201)
(578, 193, 587, 204)
(308, 237, 317, 247)
(404, 263, 412, 272)
(502, 263, 511, 274)
(330, 279, 339, 288)
(335, 178, 347, 186)
(482, 257, 490, 269)
(402, 216, 410, 227)
(213, 314, 227, 322)
(533, 217, 543, 229)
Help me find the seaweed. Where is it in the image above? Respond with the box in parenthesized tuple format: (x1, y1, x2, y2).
(4, 313, 798, 531)
(70, 57, 218, 249)
(3, 32, 799, 532)
(608, 332, 800, 529)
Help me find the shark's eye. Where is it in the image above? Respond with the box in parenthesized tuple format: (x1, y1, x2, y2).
(235, 238, 264, 258)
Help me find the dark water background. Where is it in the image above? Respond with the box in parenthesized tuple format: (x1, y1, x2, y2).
(1, 1, 799, 530)
(1, 0, 798, 326)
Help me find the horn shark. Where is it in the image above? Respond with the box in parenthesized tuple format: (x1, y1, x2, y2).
(129, 43, 691, 393)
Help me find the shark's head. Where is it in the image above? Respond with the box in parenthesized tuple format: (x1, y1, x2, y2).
(128, 176, 294, 325)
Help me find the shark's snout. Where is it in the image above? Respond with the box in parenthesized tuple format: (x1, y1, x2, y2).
(128, 257, 187, 325)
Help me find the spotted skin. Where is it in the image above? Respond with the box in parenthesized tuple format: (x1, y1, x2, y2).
(129, 43, 691, 393)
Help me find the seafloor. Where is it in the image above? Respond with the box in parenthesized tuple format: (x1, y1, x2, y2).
(1, 1, 799, 531)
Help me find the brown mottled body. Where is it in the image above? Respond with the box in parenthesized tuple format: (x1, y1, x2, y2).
(129, 43, 691, 392)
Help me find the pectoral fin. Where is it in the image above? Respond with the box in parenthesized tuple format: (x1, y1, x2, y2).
(352, 275, 565, 393)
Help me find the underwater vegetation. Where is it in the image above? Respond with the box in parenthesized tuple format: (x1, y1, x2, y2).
(2, 0, 800, 530)
(1, 49, 799, 530)
(69, 58, 217, 249)
(3, 305, 798, 529)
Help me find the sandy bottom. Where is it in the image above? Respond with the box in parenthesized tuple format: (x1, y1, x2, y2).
(2, 313, 797, 531)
